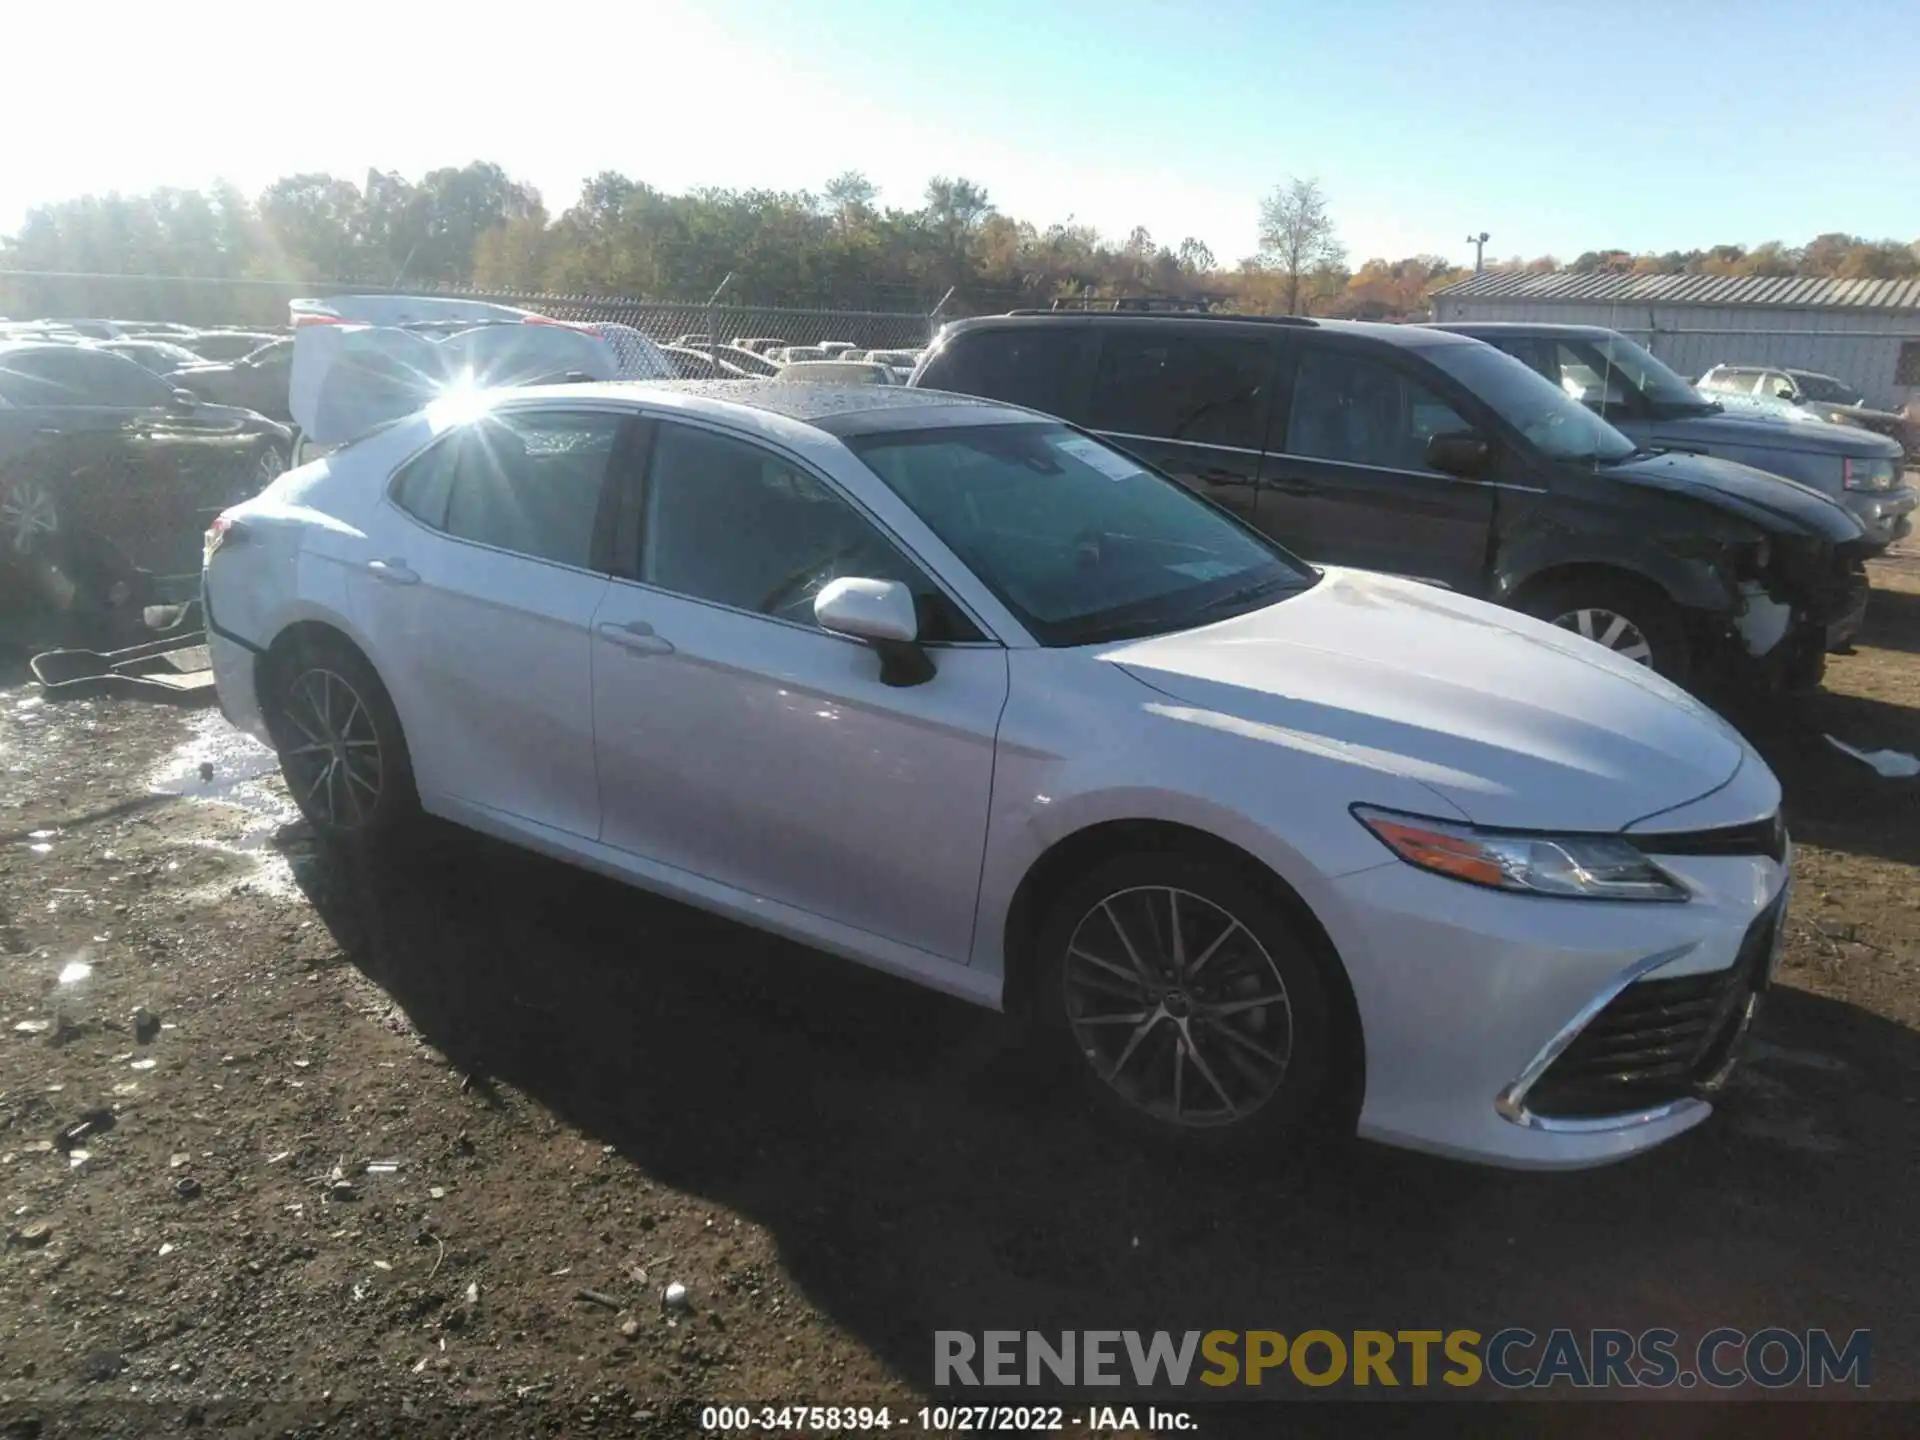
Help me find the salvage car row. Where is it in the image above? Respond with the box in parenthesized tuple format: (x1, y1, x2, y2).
(189, 295, 1920, 1174)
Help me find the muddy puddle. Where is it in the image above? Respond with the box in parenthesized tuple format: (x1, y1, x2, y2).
(144, 710, 311, 900)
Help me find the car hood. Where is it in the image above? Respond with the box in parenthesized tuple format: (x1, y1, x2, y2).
(1105, 569, 1748, 833)
(1603, 449, 1865, 542)
(1650, 406, 1903, 460)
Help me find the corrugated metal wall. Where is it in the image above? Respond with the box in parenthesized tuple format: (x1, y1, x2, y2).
(1430, 295, 1918, 409)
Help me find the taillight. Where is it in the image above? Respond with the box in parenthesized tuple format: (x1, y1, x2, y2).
(203, 514, 247, 565)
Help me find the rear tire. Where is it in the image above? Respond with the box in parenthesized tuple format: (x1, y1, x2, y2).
(1032, 850, 1343, 1155)
(1518, 574, 1691, 684)
(263, 633, 419, 846)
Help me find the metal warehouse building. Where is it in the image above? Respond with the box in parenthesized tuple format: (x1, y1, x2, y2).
(1430, 271, 1920, 412)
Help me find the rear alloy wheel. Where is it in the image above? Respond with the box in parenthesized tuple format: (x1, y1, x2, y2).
(266, 636, 417, 844)
(1, 474, 59, 557)
(1520, 576, 1690, 684)
(1036, 852, 1338, 1150)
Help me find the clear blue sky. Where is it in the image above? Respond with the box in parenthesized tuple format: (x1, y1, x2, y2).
(7, 0, 1917, 269)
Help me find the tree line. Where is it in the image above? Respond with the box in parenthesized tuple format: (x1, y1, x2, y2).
(2, 162, 1915, 320)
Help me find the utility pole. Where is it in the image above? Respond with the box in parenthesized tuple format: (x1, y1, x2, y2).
(1467, 232, 1490, 273)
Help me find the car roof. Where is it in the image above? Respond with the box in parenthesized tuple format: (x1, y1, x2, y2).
(0, 340, 111, 358)
(942, 310, 1482, 351)
(1427, 321, 1625, 341)
(493, 378, 1038, 438)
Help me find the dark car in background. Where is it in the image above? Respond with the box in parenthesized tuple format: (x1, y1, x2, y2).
(1698, 363, 1917, 462)
(1433, 323, 1914, 551)
(0, 342, 293, 620)
(96, 338, 206, 376)
(180, 330, 281, 362)
(169, 337, 295, 421)
(911, 311, 1871, 693)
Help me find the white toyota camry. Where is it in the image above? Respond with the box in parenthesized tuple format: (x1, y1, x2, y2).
(203, 381, 1790, 1168)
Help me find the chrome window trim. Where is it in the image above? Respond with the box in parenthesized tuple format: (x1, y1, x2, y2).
(1274, 453, 1550, 494)
(1094, 429, 1265, 459)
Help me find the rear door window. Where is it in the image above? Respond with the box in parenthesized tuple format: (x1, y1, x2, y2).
(428, 409, 623, 569)
(1086, 331, 1275, 451)
(918, 327, 1089, 419)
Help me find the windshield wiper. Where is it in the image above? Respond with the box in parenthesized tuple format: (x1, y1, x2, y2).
(1189, 575, 1304, 621)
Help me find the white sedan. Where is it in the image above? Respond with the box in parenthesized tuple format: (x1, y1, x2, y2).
(202, 381, 1790, 1168)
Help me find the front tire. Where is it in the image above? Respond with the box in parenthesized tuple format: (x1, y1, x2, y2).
(1518, 574, 1691, 684)
(1033, 851, 1341, 1152)
(263, 633, 418, 845)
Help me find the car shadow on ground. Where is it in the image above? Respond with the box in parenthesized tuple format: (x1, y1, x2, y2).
(1856, 583, 1920, 657)
(1721, 691, 1919, 868)
(293, 821, 1920, 1401)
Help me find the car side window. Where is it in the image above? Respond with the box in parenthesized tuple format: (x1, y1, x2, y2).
(1283, 346, 1469, 474)
(1087, 332, 1274, 451)
(919, 328, 1086, 419)
(1, 348, 168, 407)
(640, 422, 974, 637)
(433, 409, 621, 568)
(389, 432, 465, 530)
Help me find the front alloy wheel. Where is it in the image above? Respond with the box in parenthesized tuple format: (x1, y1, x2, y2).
(1063, 885, 1296, 1128)
(1549, 607, 1653, 666)
(278, 666, 385, 831)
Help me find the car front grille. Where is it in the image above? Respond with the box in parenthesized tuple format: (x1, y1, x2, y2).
(1523, 895, 1784, 1121)
(1625, 811, 1788, 864)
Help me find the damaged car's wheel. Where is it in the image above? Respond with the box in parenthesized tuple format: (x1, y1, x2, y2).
(1, 472, 60, 557)
(1520, 575, 1690, 684)
(264, 634, 419, 845)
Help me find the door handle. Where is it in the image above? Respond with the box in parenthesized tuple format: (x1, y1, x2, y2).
(597, 620, 675, 656)
(1267, 478, 1320, 497)
(365, 558, 419, 585)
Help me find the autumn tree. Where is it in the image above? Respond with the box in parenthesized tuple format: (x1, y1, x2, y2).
(1257, 177, 1345, 314)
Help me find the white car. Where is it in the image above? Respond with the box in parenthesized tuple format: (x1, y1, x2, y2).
(286, 294, 674, 457)
(203, 381, 1790, 1169)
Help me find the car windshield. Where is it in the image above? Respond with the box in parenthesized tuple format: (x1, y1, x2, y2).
(1422, 341, 1638, 464)
(1795, 373, 1863, 405)
(1554, 334, 1712, 415)
(847, 422, 1317, 646)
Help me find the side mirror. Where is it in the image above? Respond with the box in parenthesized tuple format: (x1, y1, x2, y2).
(167, 388, 198, 411)
(814, 577, 935, 687)
(1424, 430, 1489, 477)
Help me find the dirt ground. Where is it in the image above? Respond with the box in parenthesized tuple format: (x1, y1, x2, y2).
(1, 547, 1918, 1435)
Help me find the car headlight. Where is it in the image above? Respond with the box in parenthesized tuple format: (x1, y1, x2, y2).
(1842, 457, 1896, 492)
(1352, 806, 1689, 901)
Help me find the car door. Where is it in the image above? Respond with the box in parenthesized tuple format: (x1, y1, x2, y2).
(591, 416, 1008, 963)
(1258, 338, 1496, 590)
(344, 406, 628, 839)
(1083, 325, 1278, 526)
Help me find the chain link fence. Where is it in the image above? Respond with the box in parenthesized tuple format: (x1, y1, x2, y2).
(0, 270, 940, 362)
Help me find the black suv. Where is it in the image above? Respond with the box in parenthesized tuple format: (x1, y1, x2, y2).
(911, 312, 1871, 692)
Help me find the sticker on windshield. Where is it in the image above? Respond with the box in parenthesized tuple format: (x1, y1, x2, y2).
(1054, 435, 1146, 480)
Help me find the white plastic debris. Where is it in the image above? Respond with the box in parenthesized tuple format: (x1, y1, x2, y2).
(1825, 735, 1920, 778)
